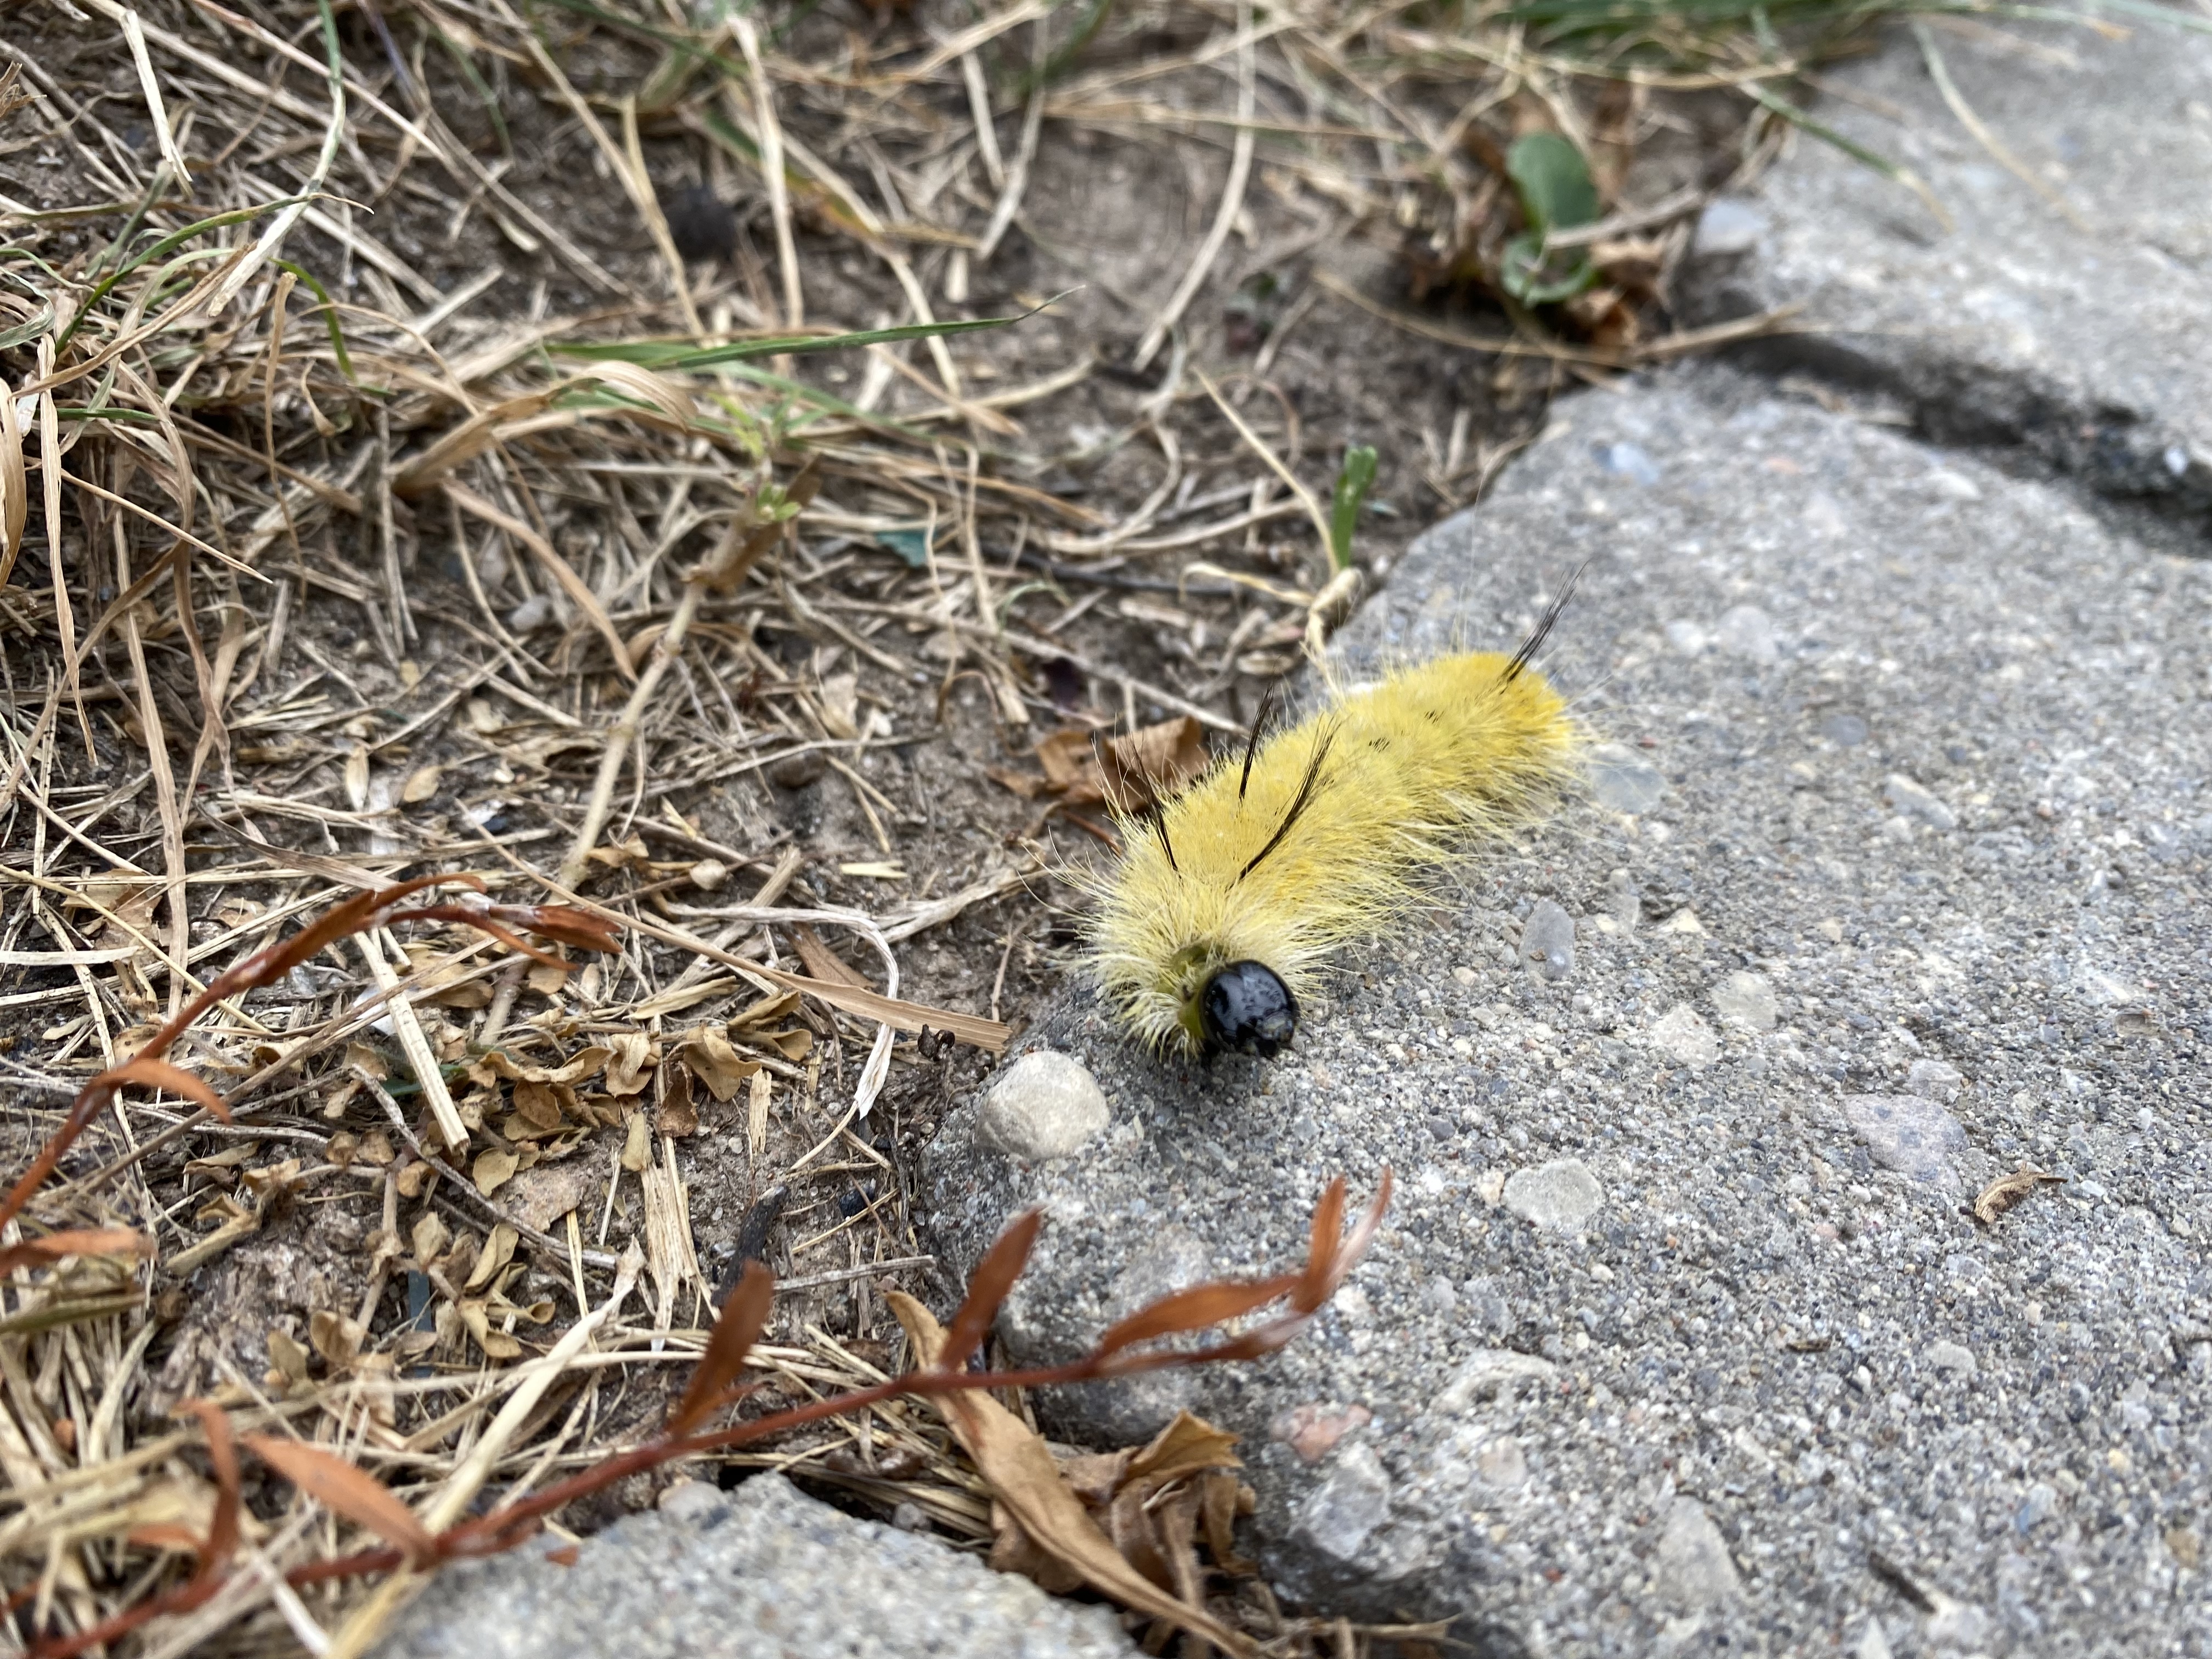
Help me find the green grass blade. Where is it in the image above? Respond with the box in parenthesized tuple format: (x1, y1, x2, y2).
(550, 308, 1038, 372)
(1328, 445, 1379, 571)
(273, 260, 357, 383)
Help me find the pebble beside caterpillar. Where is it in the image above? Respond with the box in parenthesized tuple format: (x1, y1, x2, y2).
(1082, 591, 1581, 1058)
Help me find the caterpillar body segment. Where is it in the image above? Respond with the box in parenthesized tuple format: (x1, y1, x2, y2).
(1084, 638, 1578, 1058)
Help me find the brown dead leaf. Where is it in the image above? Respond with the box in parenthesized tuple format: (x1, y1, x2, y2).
(430, 977, 495, 1011)
(458, 1299, 523, 1360)
(791, 923, 872, 989)
(620, 1110, 652, 1172)
(670, 1260, 772, 1436)
(267, 1329, 311, 1389)
(526, 960, 571, 995)
(479, 1046, 611, 1088)
(401, 764, 442, 804)
(585, 834, 651, 870)
(1051, 1411, 1254, 1595)
(1200, 1469, 1257, 1574)
(605, 1031, 658, 1097)
(657, 1062, 699, 1137)
(986, 766, 1046, 800)
(309, 1309, 365, 1368)
(1097, 716, 1207, 815)
(681, 1025, 761, 1101)
(464, 1223, 517, 1291)
(1029, 718, 1209, 813)
(1033, 729, 1098, 799)
(730, 990, 802, 1029)
(511, 1081, 566, 1135)
(887, 1293, 1255, 1658)
(1973, 1167, 2065, 1226)
(410, 1214, 450, 1266)
(1125, 1410, 1243, 1491)
(346, 1042, 390, 1082)
(473, 1148, 519, 1197)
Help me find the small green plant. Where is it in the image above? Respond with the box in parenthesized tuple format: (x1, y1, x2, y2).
(1327, 445, 1379, 572)
(1498, 133, 1601, 306)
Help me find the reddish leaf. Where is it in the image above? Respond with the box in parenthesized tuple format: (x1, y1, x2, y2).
(386, 905, 567, 967)
(244, 1435, 436, 1560)
(1293, 1177, 1347, 1312)
(123, 1523, 205, 1555)
(0, 1228, 152, 1274)
(669, 1260, 772, 1436)
(103, 1057, 233, 1124)
(268, 877, 464, 978)
(172, 1400, 240, 1585)
(936, 1207, 1041, 1373)
(545, 1544, 581, 1567)
(1093, 1273, 1302, 1358)
(1320, 1167, 1394, 1302)
(501, 902, 622, 955)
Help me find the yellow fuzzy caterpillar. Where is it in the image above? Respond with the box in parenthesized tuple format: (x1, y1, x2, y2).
(1082, 602, 1579, 1057)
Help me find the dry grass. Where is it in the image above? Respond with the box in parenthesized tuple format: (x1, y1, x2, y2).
(0, 0, 2183, 1650)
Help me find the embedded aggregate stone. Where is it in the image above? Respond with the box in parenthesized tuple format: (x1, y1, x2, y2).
(1647, 1003, 1720, 1068)
(1713, 970, 1778, 1034)
(975, 1049, 1111, 1161)
(374, 1473, 1139, 1659)
(1842, 1094, 1972, 1193)
(1518, 899, 1578, 983)
(1585, 742, 1666, 814)
(1502, 1158, 1605, 1234)
(924, 364, 2212, 1656)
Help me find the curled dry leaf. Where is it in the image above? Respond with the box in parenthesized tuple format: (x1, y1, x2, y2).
(1028, 716, 1209, 813)
(458, 1299, 523, 1360)
(1096, 716, 1209, 815)
(888, 1293, 1256, 1659)
(1973, 1167, 2065, 1226)
(681, 1024, 761, 1101)
(464, 1224, 517, 1292)
(657, 1063, 699, 1137)
(1047, 1410, 1256, 1592)
(605, 1031, 658, 1096)
(620, 1111, 652, 1172)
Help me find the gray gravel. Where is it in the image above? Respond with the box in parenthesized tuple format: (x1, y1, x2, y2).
(1679, 14, 2212, 535)
(924, 364, 2212, 1656)
(373, 1473, 1139, 1659)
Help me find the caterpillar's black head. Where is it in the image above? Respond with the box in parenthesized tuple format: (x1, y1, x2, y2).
(1199, 962, 1298, 1058)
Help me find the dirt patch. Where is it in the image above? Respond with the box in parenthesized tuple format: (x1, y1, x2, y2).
(0, 0, 1807, 1646)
